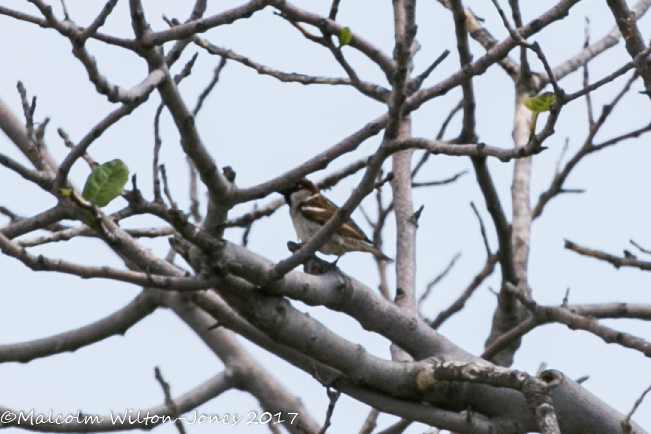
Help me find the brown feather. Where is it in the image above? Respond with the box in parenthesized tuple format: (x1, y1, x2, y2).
(299, 194, 371, 242)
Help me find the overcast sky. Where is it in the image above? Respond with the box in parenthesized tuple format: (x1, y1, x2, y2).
(1, 0, 651, 432)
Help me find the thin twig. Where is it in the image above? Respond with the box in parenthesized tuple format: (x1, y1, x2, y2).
(565, 240, 651, 271)
(329, 0, 341, 20)
(358, 408, 380, 434)
(159, 165, 179, 211)
(630, 239, 651, 255)
(318, 388, 341, 434)
(58, 128, 97, 169)
(412, 170, 467, 187)
(193, 56, 228, 116)
(583, 18, 594, 127)
(418, 253, 462, 307)
(622, 382, 651, 433)
(154, 367, 187, 434)
(153, 103, 165, 202)
(470, 202, 491, 255)
(188, 158, 202, 223)
(430, 254, 498, 329)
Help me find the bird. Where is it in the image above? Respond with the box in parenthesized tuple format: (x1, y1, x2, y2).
(279, 179, 392, 262)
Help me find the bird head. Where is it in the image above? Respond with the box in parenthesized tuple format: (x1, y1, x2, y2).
(278, 179, 318, 205)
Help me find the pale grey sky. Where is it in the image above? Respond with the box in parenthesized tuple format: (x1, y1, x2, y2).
(1, 0, 651, 432)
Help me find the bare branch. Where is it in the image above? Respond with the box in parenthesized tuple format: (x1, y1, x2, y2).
(408, 50, 450, 93)
(149, 0, 271, 45)
(412, 170, 467, 187)
(565, 240, 651, 271)
(631, 239, 651, 255)
(548, 0, 651, 85)
(318, 388, 341, 434)
(409, 0, 583, 112)
(0, 370, 235, 431)
(0, 94, 57, 173)
(193, 57, 228, 116)
(358, 409, 379, 434)
(0, 292, 156, 363)
(449, 0, 477, 142)
(583, 19, 594, 127)
(375, 419, 412, 434)
(507, 283, 651, 358)
(17, 225, 175, 248)
(470, 202, 491, 255)
(0, 231, 218, 290)
(418, 252, 461, 308)
(605, 0, 651, 97)
(78, 0, 118, 43)
(482, 316, 539, 361)
(0, 5, 135, 49)
(154, 367, 186, 434)
(1, 205, 71, 240)
(193, 36, 390, 101)
(623, 383, 651, 433)
(430, 254, 499, 329)
(0, 152, 54, 189)
(271, 0, 395, 78)
(58, 100, 151, 189)
(417, 360, 561, 434)
(533, 72, 640, 219)
(328, 0, 341, 20)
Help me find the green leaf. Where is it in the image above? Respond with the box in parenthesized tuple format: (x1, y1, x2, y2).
(523, 92, 556, 114)
(339, 27, 352, 47)
(82, 159, 129, 207)
(59, 189, 71, 197)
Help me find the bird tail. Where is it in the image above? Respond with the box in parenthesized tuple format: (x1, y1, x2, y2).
(360, 243, 393, 263)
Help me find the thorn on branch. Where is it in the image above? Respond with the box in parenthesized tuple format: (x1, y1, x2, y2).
(562, 288, 570, 307)
(536, 362, 548, 376)
(411, 204, 424, 227)
(575, 375, 590, 384)
(624, 250, 637, 259)
(124, 174, 144, 204)
(223, 166, 236, 183)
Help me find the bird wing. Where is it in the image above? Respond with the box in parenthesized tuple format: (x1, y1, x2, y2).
(299, 194, 371, 242)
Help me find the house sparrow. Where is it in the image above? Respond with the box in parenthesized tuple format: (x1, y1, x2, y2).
(280, 179, 392, 262)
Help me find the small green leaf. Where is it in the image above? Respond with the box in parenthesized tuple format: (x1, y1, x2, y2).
(523, 92, 556, 114)
(339, 27, 352, 47)
(59, 189, 71, 197)
(82, 159, 129, 207)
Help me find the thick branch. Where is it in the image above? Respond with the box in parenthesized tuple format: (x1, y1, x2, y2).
(0, 293, 156, 363)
